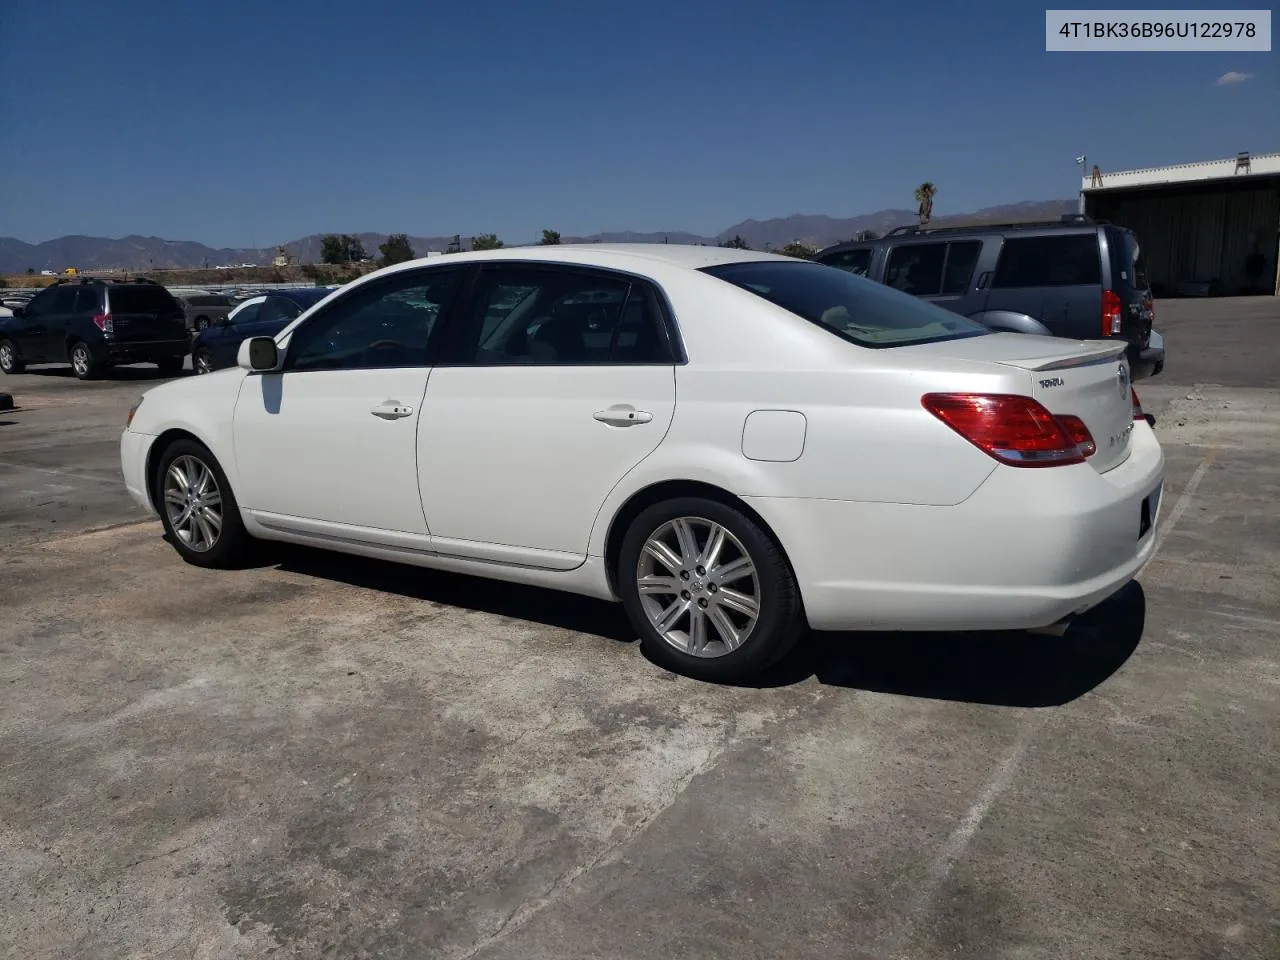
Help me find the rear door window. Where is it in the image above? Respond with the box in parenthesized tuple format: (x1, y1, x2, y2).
(109, 285, 182, 314)
(993, 235, 1101, 288)
(50, 287, 79, 312)
(819, 247, 872, 277)
(885, 243, 945, 295)
(940, 241, 982, 295)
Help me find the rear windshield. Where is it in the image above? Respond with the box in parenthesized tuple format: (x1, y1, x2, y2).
(701, 260, 990, 349)
(108, 285, 182, 314)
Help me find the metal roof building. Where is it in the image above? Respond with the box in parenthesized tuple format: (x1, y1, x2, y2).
(1081, 152, 1280, 297)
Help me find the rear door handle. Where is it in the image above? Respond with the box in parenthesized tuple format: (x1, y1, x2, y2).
(594, 405, 653, 427)
(371, 400, 414, 420)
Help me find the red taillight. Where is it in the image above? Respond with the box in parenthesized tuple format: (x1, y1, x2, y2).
(1102, 290, 1122, 336)
(92, 312, 113, 333)
(921, 393, 1087, 467)
(1056, 414, 1096, 458)
(1131, 386, 1144, 421)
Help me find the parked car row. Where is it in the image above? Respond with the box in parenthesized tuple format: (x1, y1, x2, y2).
(814, 214, 1165, 380)
(121, 243, 1165, 683)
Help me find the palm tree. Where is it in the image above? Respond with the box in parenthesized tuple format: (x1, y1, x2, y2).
(914, 182, 937, 225)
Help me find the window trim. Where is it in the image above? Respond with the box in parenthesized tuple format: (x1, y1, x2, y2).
(817, 244, 874, 276)
(280, 265, 467, 373)
(439, 261, 683, 368)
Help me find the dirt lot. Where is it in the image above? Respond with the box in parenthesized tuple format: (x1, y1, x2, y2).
(1, 299, 1278, 959)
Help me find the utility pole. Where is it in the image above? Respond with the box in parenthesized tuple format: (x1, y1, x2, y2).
(1075, 154, 1088, 215)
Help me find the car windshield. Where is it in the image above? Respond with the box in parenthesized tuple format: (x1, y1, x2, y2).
(701, 260, 990, 348)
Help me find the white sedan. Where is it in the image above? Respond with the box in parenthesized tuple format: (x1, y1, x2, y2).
(120, 245, 1164, 682)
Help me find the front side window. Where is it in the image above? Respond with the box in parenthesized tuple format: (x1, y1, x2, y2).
(884, 243, 946, 296)
(993, 235, 1102, 288)
(285, 269, 462, 372)
(256, 297, 301, 326)
(818, 247, 872, 277)
(228, 297, 264, 325)
(462, 267, 671, 365)
(702, 260, 989, 349)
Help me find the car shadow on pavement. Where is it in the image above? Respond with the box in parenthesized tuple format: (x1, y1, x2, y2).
(268, 545, 1144, 706)
(271, 546, 637, 643)
(23, 366, 187, 381)
(750, 580, 1147, 707)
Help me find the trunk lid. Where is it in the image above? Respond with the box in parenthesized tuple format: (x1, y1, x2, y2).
(902, 333, 1136, 473)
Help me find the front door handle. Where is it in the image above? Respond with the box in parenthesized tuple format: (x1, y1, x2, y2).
(371, 400, 414, 420)
(594, 405, 653, 427)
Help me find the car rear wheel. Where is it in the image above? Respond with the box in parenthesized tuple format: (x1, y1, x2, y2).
(155, 439, 252, 568)
(618, 497, 805, 682)
(194, 316, 210, 331)
(69, 341, 98, 380)
(155, 356, 184, 377)
(193, 348, 213, 375)
(0, 340, 23, 375)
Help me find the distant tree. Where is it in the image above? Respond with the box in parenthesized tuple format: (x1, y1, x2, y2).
(320, 234, 367, 264)
(719, 235, 750, 249)
(854, 229, 879, 241)
(379, 233, 416, 266)
(914, 183, 937, 225)
(539, 229, 561, 245)
(777, 241, 816, 260)
(471, 233, 503, 251)
(25, 267, 35, 275)
(445, 234, 462, 254)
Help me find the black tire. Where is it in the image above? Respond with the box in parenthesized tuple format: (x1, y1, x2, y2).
(618, 496, 805, 683)
(68, 340, 99, 380)
(154, 438, 253, 568)
(193, 348, 214, 375)
(155, 356, 185, 376)
(0, 339, 24, 375)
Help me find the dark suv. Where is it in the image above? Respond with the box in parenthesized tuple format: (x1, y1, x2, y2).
(0, 278, 189, 379)
(814, 215, 1165, 379)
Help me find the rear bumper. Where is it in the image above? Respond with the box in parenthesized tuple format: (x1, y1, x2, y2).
(747, 422, 1165, 632)
(99, 338, 191, 363)
(1128, 330, 1164, 381)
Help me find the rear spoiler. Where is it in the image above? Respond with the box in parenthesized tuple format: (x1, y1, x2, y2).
(1019, 340, 1128, 372)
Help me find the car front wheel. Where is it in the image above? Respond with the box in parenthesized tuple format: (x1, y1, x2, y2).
(155, 438, 252, 568)
(193, 348, 213, 375)
(618, 496, 805, 682)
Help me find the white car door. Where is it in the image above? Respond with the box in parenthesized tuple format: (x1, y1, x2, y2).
(417, 264, 678, 570)
(232, 267, 465, 545)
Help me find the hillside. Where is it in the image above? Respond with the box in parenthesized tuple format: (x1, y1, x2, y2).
(0, 200, 1076, 274)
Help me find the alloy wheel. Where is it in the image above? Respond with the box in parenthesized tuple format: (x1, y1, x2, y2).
(163, 454, 224, 552)
(635, 516, 762, 658)
(194, 350, 212, 375)
(71, 345, 90, 377)
(0, 343, 13, 372)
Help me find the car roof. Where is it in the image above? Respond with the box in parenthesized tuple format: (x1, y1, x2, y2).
(378, 243, 793, 277)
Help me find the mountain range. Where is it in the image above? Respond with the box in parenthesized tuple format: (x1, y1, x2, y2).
(0, 199, 1076, 274)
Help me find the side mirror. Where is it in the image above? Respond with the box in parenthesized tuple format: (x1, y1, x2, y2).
(237, 337, 281, 372)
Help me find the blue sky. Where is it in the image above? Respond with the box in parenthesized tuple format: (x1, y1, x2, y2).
(2, 0, 1275, 247)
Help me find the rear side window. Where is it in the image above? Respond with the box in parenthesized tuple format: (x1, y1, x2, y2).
(702, 260, 989, 349)
(109, 285, 182, 314)
(818, 247, 872, 277)
(993, 235, 1101, 288)
(51, 287, 79, 312)
(1123, 233, 1149, 290)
